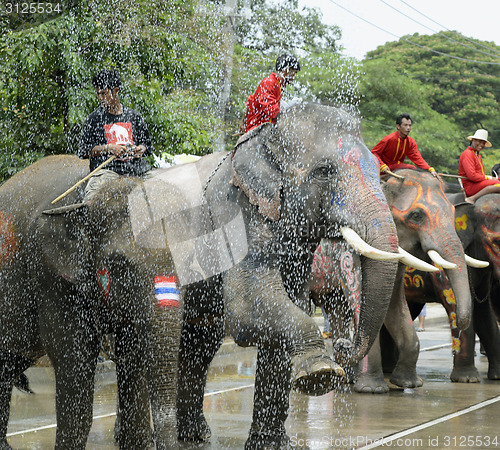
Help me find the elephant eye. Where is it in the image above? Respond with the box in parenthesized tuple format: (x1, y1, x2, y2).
(405, 208, 426, 224)
(312, 164, 337, 181)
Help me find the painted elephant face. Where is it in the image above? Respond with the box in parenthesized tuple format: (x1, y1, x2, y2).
(384, 169, 456, 253)
(383, 169, 471, 328)
(233, 103, 397, 249)
(228, 103, 401, 363)
(456, 194, 500, 279)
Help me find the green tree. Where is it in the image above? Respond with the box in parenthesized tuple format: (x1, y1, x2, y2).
(0, 0, 222, 182)
(226, 0, 347, 139)
(365, 32, 500, 147)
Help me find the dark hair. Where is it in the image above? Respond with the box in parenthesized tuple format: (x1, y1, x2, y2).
(92, 69, 122, 90)
(396, 113, 412, 125)
(275, 54, 300, 72)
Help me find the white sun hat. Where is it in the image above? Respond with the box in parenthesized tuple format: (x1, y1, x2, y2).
(467, 129, 492, 147)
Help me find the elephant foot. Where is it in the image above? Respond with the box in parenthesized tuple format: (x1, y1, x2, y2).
(450, 366, 481, 383)
(245, 427, 290, 450)
(354, 373, 389, 394)
(389, 367, 423, 389)
(333, 338, 354, 367)
(292, 351, 345, 396)
(177, 412, 211, 442)
(487, 362, 500, 380)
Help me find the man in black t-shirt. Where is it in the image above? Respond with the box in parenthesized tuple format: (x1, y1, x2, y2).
(77, 69, 154, 200)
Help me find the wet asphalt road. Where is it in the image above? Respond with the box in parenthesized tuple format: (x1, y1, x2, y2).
(6, 304, 500, 449)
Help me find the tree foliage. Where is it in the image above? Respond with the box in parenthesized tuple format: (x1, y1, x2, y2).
(358, 31, 500, 173)
(2, 2, 499, 183)
(0, 0, 222, 181)
(226, 0, 349, 139)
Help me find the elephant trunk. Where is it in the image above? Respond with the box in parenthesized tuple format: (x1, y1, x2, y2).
(345, 206, 399, 365)
(421, 232, 471, 330)
(146, 301, 182, 449)
(445, 267, 471, 330)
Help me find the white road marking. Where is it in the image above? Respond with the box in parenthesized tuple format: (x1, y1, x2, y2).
(358, 395, 500, 449)
(7, 384, 255, 437)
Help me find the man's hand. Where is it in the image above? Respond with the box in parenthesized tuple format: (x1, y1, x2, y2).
(430, 170, 443, 183)
(90, 143, 146, 159)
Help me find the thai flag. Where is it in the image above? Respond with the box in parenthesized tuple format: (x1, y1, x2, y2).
(154, 275, 180, 308)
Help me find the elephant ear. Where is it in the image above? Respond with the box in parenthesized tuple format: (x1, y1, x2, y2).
(36, 208, 89, 284)
(232, 124, 282, 221)
(454, 203, 476, 249)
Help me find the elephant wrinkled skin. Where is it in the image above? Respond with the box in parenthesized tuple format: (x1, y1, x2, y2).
(178, 103, 401, 448)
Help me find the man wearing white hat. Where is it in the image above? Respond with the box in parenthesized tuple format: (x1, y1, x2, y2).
(458, 129, 500, 203)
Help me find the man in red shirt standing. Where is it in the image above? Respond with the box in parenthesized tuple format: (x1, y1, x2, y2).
(244, 54, 300, 133)
(458, 129, 500, 203)
(371, 114, 439, 179)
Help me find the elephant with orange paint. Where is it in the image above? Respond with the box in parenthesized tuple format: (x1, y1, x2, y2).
(406, 193, 500, 382)
(312, 169, 473, 393)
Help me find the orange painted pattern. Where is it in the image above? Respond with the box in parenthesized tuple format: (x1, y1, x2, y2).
(0, 211, 19, 269)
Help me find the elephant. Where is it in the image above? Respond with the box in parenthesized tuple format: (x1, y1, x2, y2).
(1, 103, 406, 449)
(311, 169, 473, 394)
(407, 192, 500, 383)
(176, 102, 410, 449)
(0, 154, 199, 449)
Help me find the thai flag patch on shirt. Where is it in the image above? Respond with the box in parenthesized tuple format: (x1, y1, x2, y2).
(154, 275, 180, 308)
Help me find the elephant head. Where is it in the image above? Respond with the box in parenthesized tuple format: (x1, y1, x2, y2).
(221, 103, 403, 365)
(383, 169, 472, 329)
(454, 193, 500, 291)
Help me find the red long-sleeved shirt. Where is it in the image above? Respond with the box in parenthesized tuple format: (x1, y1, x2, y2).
(246, 72, 282, 132)
(459, 146, 500, 196)
(371, 131, 432, 173)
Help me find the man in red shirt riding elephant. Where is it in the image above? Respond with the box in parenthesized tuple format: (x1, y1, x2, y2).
(459, 129, 500, 203)
(243, 54, 300, 133)
(371, 113, 440, 181)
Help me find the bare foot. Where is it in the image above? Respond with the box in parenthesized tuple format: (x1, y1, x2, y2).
(464, 197, 475, 204)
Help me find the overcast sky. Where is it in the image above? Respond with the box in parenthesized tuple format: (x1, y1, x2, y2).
(298, 0, 500, 61)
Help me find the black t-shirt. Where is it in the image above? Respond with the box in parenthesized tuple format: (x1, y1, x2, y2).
(77, 106, 154, 175)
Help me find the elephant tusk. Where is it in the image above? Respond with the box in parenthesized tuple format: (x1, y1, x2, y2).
(427, 250, 457, 270)
(398, 247, 439, 272)
(340, 226, 402, 261)
(464, 254, 490, 268)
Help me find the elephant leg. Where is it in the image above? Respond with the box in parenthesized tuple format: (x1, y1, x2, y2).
(384, 287, 422, 389)
(354, 334, 388, 394)
(114, 323, 152, 449)
(474, 300, 500, 380)
(39, 294, 100, 449)
(451, 322, 480, 383)
(0, 381, 13, 450)
(0, 352, 33, 449)
(245, 345, 291, 450)
(51, 350, 98, 449)
(225, 264, 344, 397)
(177, 317, 225, 441)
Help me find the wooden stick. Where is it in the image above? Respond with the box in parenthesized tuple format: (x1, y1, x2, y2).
(438, 173, 468, 180)
(385, 169, 405, 180)
(51, 155, 116, 204)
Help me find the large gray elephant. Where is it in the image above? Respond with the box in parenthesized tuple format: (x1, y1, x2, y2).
(1, 103, 403, 449)
(0, 154, 196, 449)
(312, 169, 472, 394)
(176, 103, 407, 449)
